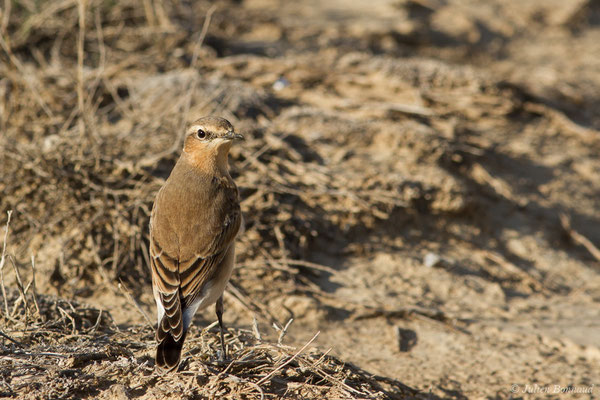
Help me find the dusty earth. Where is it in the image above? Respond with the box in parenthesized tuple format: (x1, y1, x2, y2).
(1, 0, 600, 399)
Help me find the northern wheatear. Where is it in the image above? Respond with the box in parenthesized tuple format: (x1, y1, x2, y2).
(149, 117, 244, 371)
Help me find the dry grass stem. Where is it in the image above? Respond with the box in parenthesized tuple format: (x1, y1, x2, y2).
(277, 317, 294, 345)
(256, 330, 320, 385)
(191, 4, 217, 67)
(118, 279, 154, 329)
(560, 213, 600, 262)
(0, 210, 12, 317)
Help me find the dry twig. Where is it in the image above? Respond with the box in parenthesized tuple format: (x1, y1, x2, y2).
(0, 210, 12, 317)
(118, 279, 154, 329)
(256, 331, 320, 385)
(560, 213, 600, 262)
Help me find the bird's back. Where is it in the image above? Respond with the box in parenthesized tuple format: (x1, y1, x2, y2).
(150, 159, 240, 262)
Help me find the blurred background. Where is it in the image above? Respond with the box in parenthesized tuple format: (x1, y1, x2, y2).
(1, 0, 599, 398)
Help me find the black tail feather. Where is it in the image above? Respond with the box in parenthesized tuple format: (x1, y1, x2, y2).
(156, 330, 187, 371)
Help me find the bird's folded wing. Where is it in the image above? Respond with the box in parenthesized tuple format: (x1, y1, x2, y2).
(150, 206, 241, 340)
(178, 207, 242, 307)
(150, 239, 184, 341)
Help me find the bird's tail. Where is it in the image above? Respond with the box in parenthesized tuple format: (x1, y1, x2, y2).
(156, 290, 186, 371)
(156, 325, 187, 371)
(155, 292, 186, 371)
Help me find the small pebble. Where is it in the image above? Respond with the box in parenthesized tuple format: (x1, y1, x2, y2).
(423, 252, 442, 268)
(272, 77, 290, 91)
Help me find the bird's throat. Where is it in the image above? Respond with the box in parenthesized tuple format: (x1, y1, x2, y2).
(185, 142, 232, 178)
(214, 145, 232, 177)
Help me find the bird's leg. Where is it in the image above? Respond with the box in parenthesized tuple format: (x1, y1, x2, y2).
(216, 296, 226, 361)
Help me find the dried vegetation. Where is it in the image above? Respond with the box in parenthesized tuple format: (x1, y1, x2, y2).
(1, 0, 600, 398)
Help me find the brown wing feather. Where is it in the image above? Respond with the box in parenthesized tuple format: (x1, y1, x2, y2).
(177, 206, 241, 308)
(150, 238, 184, 342)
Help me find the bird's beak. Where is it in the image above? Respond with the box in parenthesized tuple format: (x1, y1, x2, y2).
(224, 131, 245, 141)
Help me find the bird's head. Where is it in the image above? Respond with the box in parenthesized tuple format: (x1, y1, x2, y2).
(183, 117, 244, 156)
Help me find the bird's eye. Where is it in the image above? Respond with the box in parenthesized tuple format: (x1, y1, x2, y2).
(197, 129, 206, 139)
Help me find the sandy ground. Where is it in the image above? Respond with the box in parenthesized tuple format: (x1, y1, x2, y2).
(1, 0, 599, 398)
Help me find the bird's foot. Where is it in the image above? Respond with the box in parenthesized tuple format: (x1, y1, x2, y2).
(216, 349, 228, 364)
(178, 356, 191, 371)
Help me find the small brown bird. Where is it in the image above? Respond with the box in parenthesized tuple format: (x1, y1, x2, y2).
(149, 116, 244, 371)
